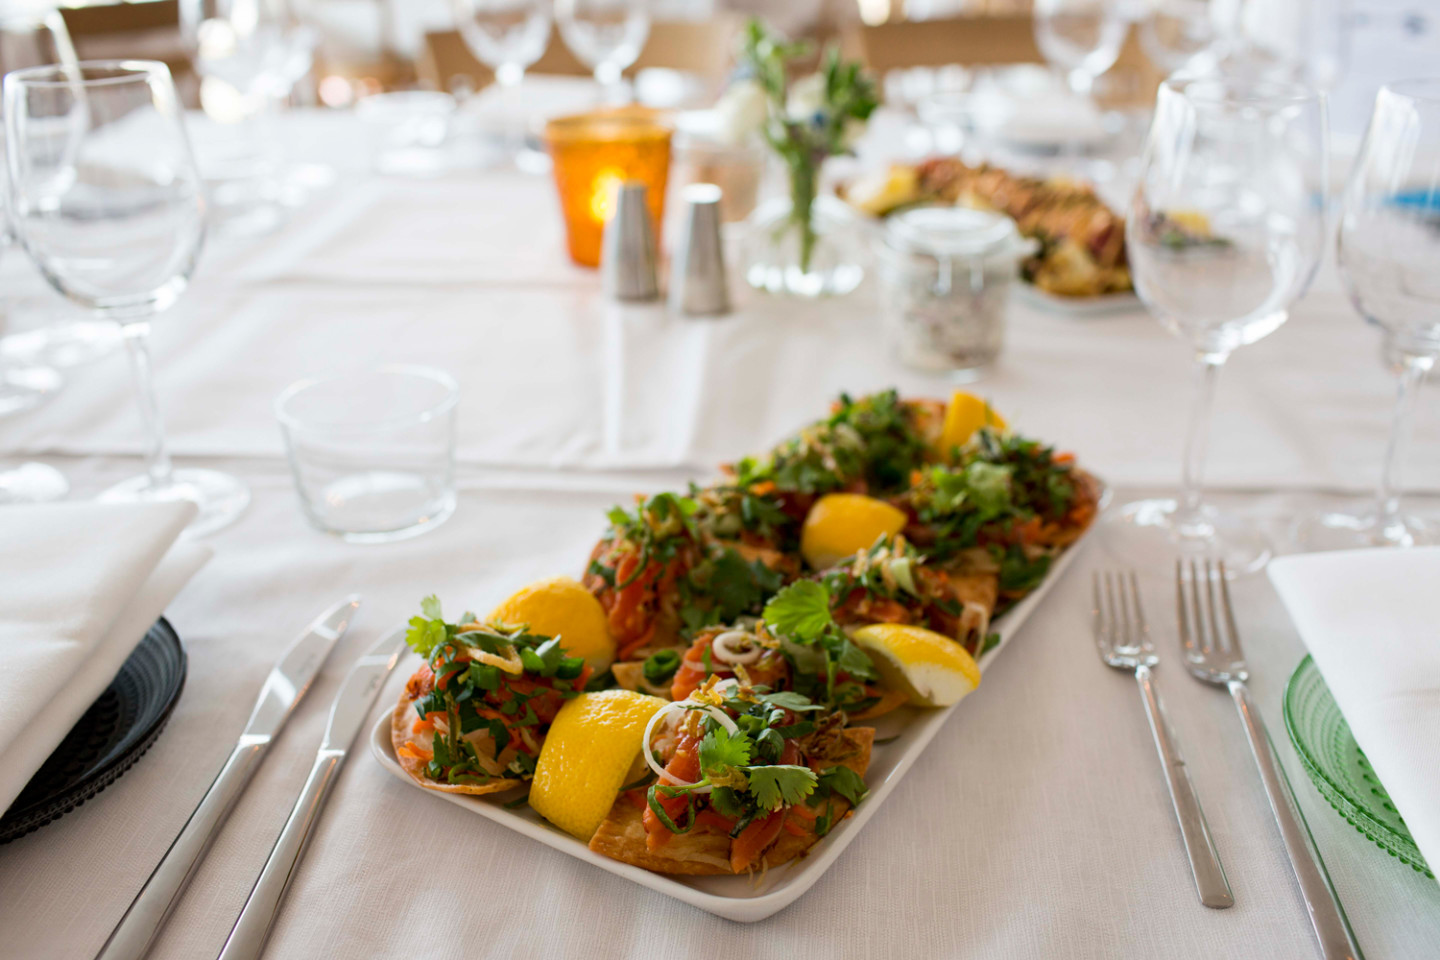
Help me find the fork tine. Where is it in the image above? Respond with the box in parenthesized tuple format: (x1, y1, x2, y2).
(1215, 559, 1244, 660)
(1126, 571, 1150, 651)
(1113, 570, 1133, 650)
(1175, 560, 1195, 655)
(1191, 558, 1214, 655)
(1092, 571, 1107, 653)
(1202, 560, 1227, 654)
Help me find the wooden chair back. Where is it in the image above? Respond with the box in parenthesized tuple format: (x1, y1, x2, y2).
(58, 0, 198, 103)
(841, 14, 1162, 106)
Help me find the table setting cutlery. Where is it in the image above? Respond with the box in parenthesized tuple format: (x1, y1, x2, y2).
(95, 595, 362, 960)
(1177, 559, 1363, 960)
(217, 629, 406, 960)
(1091, 569, 1232, 909)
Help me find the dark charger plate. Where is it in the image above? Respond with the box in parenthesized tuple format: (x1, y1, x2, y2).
(0, 619, 187, 844)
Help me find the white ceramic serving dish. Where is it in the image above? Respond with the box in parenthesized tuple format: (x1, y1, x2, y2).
(369, 493, 1105, 922)
(1014, 283, 1143, 317)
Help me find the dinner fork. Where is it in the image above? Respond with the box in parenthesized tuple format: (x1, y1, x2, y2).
(1092, 570, 1232, 908)
(1177, 559, 1364, 960)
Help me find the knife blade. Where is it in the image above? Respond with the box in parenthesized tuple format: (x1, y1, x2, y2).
(216, 628, 407, 960)
(96, 595, 362, 960)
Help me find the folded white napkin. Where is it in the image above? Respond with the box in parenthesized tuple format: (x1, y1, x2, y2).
(1268, 548, 1440, 880)
(0, 501, 211, 814)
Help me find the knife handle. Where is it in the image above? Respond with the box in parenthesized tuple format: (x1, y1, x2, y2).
(1230, 681, 1363, 960)
(216, 750, 345, 960)
(96, 738, 269, 960)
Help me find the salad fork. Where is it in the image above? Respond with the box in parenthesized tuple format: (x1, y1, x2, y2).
(1176, 559, 1363, 960)
(1092, 570, 1232, 908)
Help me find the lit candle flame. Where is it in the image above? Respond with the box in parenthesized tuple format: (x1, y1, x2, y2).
(589, 168, 625, 223)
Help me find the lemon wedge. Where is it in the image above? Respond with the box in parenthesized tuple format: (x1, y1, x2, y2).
(1167, 209, 1214, 236)
(937, 391, 1006, 459)
(850, 623, 981, 708)
(800, 493, 908, 570)
(846, 164, 921, 217)
(489, 576, 615, 672)
(529, 690, 667, 840)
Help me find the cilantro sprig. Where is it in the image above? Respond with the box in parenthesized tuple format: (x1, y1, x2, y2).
(743, 390, 930, 497)
(405, 597, 586, 785)
(761, 581, 878, 713)
(645, 695, 834, 837)
(908, 427, 1078, 569)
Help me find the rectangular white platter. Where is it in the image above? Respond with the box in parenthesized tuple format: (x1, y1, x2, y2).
(369, 487, 1107, 923)
(1014, 284, 1144, 317)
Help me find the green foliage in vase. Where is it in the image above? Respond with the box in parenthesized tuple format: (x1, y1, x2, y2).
(736, 18, 878, 275)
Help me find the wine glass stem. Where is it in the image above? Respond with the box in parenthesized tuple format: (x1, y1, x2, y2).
(595, 62, 624, 103)
(1376, 353, 1432, 535)
(1177, 351, 1227, 533)
(121, 325, 174, 491)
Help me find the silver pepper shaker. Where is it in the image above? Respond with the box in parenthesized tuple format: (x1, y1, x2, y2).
(601, 181, 659, 302)
(668, 183, 730, 317)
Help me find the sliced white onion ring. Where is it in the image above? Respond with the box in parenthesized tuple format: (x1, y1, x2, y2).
(711, 630, 762, 666)
(641, 700, 740, 794)
(711, 677, 742, 698)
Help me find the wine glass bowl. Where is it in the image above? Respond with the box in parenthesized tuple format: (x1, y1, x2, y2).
(1033, 0, 1128, 96)
(6, 66, 206, 320)
(3, 61, 249, 536)
(0, 8, 123, 370)
(1107, 75, 1327, 572)
(1139, 0, 1216, 74)
(184, 0, 316, 100)
(1299, 78, 1440, 550)
(555, 0, 649, 92)
(451, 0, 551, 88)
(1127, 78, 1326, 355)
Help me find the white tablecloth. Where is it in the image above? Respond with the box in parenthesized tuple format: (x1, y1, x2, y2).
(2, 111, 1437, 960)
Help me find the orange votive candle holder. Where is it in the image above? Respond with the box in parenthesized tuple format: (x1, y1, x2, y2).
(544, 108, 672, 268)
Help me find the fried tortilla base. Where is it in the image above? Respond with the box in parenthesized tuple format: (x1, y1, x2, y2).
(589, 727, 875, 875)
(390, 691, 520, 796)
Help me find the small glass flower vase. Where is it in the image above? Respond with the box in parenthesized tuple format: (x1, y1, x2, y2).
(745, 194, 865, 298)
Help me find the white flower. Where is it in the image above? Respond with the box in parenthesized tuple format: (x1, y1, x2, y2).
(841, 117, 868, 151)
(714, 78, 769, 144)
(785, 73, 826, 123)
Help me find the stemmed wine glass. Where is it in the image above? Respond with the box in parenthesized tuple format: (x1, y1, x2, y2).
(4, 60, 249, 535)
(1298, 79, 1440, 550)
(555, 0, 649, 102)
(1139, 0, 1217, 75)
(1033, 0, 1129, 98)
(1108, 76, 1327, 573)
(179, 0, 318, 231)
(1212, 0, 1349, 93)
(0, 6, 122, 370)
(452, 0, 550, 89)
(450, 0, 551, 168)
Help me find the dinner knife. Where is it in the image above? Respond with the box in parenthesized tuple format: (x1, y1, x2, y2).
(215, 628, 407, 960)
(95, 595, 362, 960)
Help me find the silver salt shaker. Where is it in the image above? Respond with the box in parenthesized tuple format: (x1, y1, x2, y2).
(602, 181, 659, 301)
(668, 183, 730, 317)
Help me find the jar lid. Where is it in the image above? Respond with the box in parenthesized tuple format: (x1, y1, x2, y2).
(884, 205, 1025, 259)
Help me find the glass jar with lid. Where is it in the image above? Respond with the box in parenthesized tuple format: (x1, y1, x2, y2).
(875, 206, 1036, 379)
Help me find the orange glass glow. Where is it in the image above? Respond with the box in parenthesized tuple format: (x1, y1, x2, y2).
(544, 110, 672, 268)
